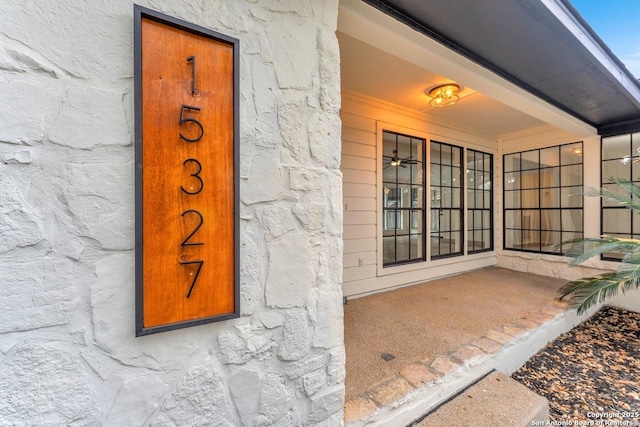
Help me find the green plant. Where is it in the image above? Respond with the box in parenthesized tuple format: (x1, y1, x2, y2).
(558, 179, 640, 314)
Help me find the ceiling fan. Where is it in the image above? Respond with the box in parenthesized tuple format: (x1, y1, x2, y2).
(384, 150, 417, 169)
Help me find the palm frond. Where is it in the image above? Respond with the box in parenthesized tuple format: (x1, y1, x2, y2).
(558, 271, 640, 314)
(585, 178, 640, 211)
(558, 179, 640, 312)
(563, 236, 640, 265)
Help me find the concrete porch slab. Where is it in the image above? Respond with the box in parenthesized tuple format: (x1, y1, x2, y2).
(343, 267, 595, 426)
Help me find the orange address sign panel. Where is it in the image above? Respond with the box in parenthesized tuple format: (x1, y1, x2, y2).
(135, 6, 239, 335)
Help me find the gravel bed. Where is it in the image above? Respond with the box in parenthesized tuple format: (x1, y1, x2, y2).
(512, 306, 640, 424)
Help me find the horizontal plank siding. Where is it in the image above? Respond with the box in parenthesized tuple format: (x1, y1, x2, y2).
(343, 168, 375, 185)
(342, 141, 376, 158)
(342, 126, 375, 146)
(344, 251, 377, 268)
(344, 211, 376, 225)
(344, 265, 377, 283)
(344, 238, 376, 254)
(344, 224, 376, 240)
(343, 197, 376, 212)
(343, 183, 376, 198)
(342, 154, 375, 171)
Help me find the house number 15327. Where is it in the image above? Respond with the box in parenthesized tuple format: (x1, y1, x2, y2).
(179, 54, 204, 299)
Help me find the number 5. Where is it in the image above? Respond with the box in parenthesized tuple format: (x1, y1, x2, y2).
(179, 105, 204, 143)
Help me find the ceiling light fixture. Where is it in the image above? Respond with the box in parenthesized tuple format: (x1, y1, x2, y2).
(428, 83, 460, 107)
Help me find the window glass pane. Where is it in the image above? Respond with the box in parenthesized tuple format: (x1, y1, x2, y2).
(394, 184, 408, 208)
(411, 138, 424, 162)
(476, 191, 485, 209)
(541, 209, 561, 230)
(440, 144, 452, 165)
(410, 210, 423, 234)
(452, 188, 461, 208)
(412, 186, 423, 207)
(521, 171, 539, 189)
(561, 165, 582, 186)
(431, 142, 442, 163)
(504, 210, 521, 228)
(541, 188, 559, 208)
(430, 163, 441, 184)
(632, 161, 640, 183)
(522, 210, 540, 230)
(397, 164, 411, 184)
(484, 191, 491, 208)
(397, 135, 411, 159)
(441, 166, 452, 186)
(504, 153, 520, 172)
(410, 234, 423, 259)
(521, 150, 539, 170)
(634, 211, 640, 235)
(450, 210, 461, 231)
(505, 191, 520, 209)
(539, 167, 559, 187)
(473, 210, 483, 228)
(396, 235, 409, 260)
(452, 167, 461, 187)
(602, 159, 630, 181)
(383, 236, 396, 263)
(540, 147, 559, 168)
(467, 190, 475, 209)
(383, 163, 397, 182)
(505, 229, 522, 249)
(561, 143, 583, 165)
(450, 231, 461, 253)
(633, 133, 640, 158)
(561, 232, 582, 254)
(603, 209, 631, 234)
(482, 230, 491, 249)
(603, 134, 630, 160)
(541, 231, 561, 252)
(482, 211, 490, 227)
(561, 187, 582, 207)
(452, 147, 461, 167)
(483, 155, 491, 172)
(562, 209, 583, 232)
(602, 183, 626, 207)
(412, 162, 425, 185)
(382, 131, 396, 157)
(521, 189, 539, 208)
(504, 172, 520, 190)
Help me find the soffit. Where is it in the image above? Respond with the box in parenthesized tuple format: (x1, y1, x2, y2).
(362, 0, 640, 135)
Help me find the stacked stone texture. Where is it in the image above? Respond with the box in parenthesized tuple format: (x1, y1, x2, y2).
(0, 0, 344, 425)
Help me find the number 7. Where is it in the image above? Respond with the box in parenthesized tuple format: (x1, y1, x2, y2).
(180, 259, 203, 298)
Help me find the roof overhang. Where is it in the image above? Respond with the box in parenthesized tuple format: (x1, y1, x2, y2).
(360, 0, 640, 136)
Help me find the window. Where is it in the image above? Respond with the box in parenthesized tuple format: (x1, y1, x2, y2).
(430, 141, 463, 258)
(382, 131, 425, 265)
(601, 133, 640, 260)
(467, 149, 493, 253)
(503, 143, 583, 254)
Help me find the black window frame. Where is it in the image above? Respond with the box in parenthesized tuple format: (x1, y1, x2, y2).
(503, 142, 584, 255)
(382, 130, 427, 267)
(467, 149, 494, 254)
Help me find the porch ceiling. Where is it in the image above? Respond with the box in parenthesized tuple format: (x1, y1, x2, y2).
(361, 0, 640, 136)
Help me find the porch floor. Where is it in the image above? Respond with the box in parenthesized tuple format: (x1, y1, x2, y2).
(344, 267, 575, 425)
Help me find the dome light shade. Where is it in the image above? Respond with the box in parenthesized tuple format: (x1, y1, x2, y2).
(428, 84, 460, 107)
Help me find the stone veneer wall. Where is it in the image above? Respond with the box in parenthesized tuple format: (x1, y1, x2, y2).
(0, 0, 344, 425)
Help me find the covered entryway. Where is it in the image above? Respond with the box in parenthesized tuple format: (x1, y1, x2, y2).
(337, 0, 640, 424)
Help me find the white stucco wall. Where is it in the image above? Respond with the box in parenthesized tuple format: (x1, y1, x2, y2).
(0, 1, 345, 425)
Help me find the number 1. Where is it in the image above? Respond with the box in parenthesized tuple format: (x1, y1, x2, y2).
(187, 55, 198, 95)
